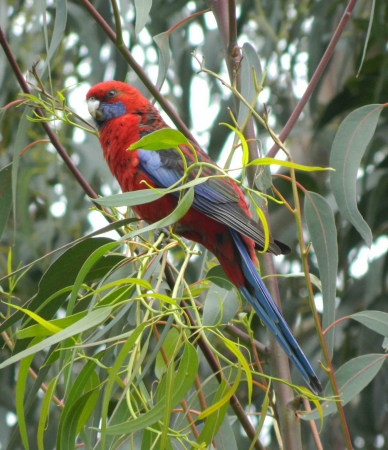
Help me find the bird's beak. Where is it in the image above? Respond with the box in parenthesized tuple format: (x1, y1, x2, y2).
(87, 98, 105, 121)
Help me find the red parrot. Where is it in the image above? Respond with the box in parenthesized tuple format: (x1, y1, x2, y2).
(86, 81, 322, 394)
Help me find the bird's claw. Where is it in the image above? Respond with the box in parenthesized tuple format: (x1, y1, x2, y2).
(154, 227, 171, 247)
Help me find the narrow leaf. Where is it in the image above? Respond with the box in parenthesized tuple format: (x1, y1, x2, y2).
(193, 380, 229, 449)
(224, 339, 252, 403)
(40, 0, 67, 76)
(0, 218, 138, 284)
(37, 378, 57, 450)
(351, 311, 388, 337)
(0, 237, 115, 334)
(128, 128, 189, 150)
(99, 323, 149, 448)
(154, 31, 170, 91)
(16, 340, 41, 450)
(237, 43, 262, 127)
(357, 0, 375, 75)
(94, 176, 209, 207)
(106, 342, 198, 434)
(330, 105, 383, 247)
(198, 365, 242, 420)
(120, 188, 194, 240)
(57, 389, 99, 450)
(248, 157, 331, 172)
(305, 192, 338, 358)
(12, 109, 29, 224)
(0, 163, 12, 239)
(0, 307, 113, 369)
(302, 354, 385, 420)
(134, 0, 152, 34)
(10, 304, 63, 334)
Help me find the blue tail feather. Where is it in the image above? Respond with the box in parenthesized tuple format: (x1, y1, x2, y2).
(230, 229, 322, 394)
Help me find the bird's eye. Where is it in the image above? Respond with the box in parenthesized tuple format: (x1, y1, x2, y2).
(107, 90, 116, 98)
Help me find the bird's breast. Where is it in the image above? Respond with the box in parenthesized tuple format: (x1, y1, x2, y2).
(98, 116, 142, 192)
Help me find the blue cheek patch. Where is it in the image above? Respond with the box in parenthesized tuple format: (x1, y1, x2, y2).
(101, 101, 126, 120)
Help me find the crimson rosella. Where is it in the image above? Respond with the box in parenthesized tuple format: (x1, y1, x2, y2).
(86, 81, 322, 394)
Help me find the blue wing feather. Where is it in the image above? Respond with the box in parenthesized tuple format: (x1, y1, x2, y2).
(229, 228, 322, 393)
(137, 148, 286, 254)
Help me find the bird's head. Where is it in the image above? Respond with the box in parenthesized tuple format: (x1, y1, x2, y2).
(86, 81, 150, 129)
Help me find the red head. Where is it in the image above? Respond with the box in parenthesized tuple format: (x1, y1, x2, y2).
(86, 81, 151, 129)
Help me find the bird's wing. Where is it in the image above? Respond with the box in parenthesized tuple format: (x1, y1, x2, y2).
(137, 144, 287, 255)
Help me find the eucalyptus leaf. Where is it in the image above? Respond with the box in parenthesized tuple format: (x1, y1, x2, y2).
(305, 191, 338, 358)
(302, 354, 385, 420)
(330, 105, 383, 247)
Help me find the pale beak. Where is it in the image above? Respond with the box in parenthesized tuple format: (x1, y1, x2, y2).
(87, 98, 104, 120)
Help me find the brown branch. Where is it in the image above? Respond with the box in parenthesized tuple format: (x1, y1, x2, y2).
(0, 28, 102, 207)
(163, 265, 265, 450)
(267, 0, 358, 158)
(79, 0, 198, 145)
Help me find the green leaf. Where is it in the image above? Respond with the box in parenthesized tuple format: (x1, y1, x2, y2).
(155, 327, 182, 379)
(248, 157, 331, 172)
(94, 188, 165, 207)
(94, 176, 209, 207)
(66, 241, 121, 314)
(0, 218, 138, 284)
(351, 311, 388, 337)
(120, 187, 194, 239)
(237, 43, 262, 127)
(357, 0, 375, 75)
(203, 287, 238, 330)
(206, 265, 234, 291)
(0, 307, 113, 370)
(304, 191, 338, 358)
(99, 323, 149, 448)
(16, 339, 42, 450)
(330, 104, 383, 247)
(0, 237, 115, 336)
(10, 303, 62, 334)
(106, 341, 198, 434)
(12, 109, 29, 224)
(141, 429, 154, 450)
(57, 388, 99, 450)
(128, 128, 189, 150)
(302, 354, 385, 420)
(37, 378, 57, 450)
(0, 163, 12, 239)
(154, 31, 170, 91)
(198, 365, 242, 420)
(249, 384, 270, 450)
(57, 361, 100, 447)
(40, 0, 67, 76)
(214, 413, 238, 450)
(134, 0, 152, 34)
(192, 380, 229, 449)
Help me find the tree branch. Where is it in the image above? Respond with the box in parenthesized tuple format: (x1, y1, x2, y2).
(267, 0, 358, 158)
(79, 0, 198, 144)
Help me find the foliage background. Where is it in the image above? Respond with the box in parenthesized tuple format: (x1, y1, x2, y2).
(1, 0, 388, 449)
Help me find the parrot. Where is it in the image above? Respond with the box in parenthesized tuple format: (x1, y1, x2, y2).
(86, 80, 322, 394)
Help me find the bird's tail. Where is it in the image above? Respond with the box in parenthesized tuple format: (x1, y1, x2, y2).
(230, 229, 322, 394)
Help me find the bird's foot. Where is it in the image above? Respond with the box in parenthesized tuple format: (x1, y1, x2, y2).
(154, 227, 171, 248)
